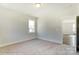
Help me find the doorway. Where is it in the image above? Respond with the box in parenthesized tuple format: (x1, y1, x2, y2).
(62, 20, 76, 47)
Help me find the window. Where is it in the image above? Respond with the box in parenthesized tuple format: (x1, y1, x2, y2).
(28, 19, 35, 33)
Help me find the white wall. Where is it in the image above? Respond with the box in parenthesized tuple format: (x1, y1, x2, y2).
(62, 20, 76, 34)
(0, 6, 36, 47)
(37, 17, 63, 44)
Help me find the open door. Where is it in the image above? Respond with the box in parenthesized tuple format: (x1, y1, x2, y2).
(77, 16, 79, 52)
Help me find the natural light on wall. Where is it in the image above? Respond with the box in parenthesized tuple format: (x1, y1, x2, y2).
(28, 19, 35, 33)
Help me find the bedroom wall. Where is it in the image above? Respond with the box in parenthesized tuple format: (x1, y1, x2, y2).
(0, 6, 36, 47)
(37, 16, 62, 44)
(62, 20, 76, 34)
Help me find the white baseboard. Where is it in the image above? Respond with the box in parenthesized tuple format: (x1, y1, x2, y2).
(38, 37, 62, 44)
(0, 37, 35, 47)
(0, 36, 62, 47)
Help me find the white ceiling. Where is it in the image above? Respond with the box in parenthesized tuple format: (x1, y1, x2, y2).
(0, 3, 79, 20)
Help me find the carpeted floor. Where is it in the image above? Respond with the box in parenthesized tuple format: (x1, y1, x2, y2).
(0, 39, 76, 55)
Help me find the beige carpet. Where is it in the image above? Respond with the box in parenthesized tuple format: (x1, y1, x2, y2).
(0, 39, 76, 55)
